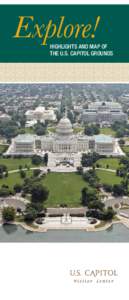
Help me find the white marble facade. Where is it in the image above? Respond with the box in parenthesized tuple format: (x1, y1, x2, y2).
(5, 116, 123, 164)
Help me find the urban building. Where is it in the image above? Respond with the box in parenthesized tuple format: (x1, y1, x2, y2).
(81, 101, 127, 124)
(25, 106, 56, 123)
(0, 113, 11, 122)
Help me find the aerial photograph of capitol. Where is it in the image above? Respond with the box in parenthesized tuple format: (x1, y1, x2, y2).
(0, 83, 129, 242)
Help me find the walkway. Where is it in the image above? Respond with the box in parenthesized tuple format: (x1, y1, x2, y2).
(96, 167, 116, 173)
(118, 215, 129, 229)
(105, 196, 129, 207)
(34, 216, 100, 230)
(5, 165, 118, 175)
(0, 196, 26, 211)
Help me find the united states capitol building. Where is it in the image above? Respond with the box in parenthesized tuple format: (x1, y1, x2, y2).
(5, 115, 124, 167)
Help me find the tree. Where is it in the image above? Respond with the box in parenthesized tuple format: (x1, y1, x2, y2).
(0, 164, 7, 173)
(81, 187, 89, 206)
(12, 113, 26, 128)
(2, 206, 16, 222)
(116, 129, 125, 138)
(20, 115, 26, 128)
(88, 200, 104, 210)
(32, 155, 42, 165)
(118, 168, 127, 177)
(0, 187, 10, 197)
(86, 206, 115, 221)
(119, 139, 125, 145)
(84, 126, 93, 136)
(113, 184, 125, 196)
(81, 152, 100, 167)
(44, 153, 48, 166)
(84, 124, 100, 136)
(0, 164, 7, 178)
(31, 183, 49, 203)
(5, 171, 8, 177)
(83, 169, 99, 187)
(34, 122, 46, 136)
(112, 121, 126, 131)
(33, 169, 41, 177)
(76, 166, 83, 175)
(14, 183, 22, 193)
(67, 110, 75, 123)
(96, 163, 100, 168)
(24, 206, 37, 223)
(20, 170, 26, 179)
(0, 120, 18, 138)
(103, 207, 115, 220)
(103, 184, 113, 193)
(22, 176, 40, 194)
(81, 187, 98, 206)
(31, 202, 44, 212)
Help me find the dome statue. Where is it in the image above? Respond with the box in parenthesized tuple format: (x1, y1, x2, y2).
(56, 116, 73, 136)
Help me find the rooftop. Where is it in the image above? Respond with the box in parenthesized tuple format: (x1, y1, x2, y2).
(89, 101, 121, 108)
(94, 134, 113, 143)
(15, 134, 35, 143)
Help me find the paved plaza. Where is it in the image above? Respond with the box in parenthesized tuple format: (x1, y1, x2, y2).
(0, 196, 26, 211)
(104, 196, 129, 209)
(34, 216, 99, 230)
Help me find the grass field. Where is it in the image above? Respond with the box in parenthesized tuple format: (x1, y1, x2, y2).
(0, 169, 123, 206)
(0, 170, 32, 190)
(43, 172, 87, 207)
(73, 127, 84, 133)
(24, 128, 35, 134)
(122, 146, 129, 154)
(100, 127, 115, 136)
(47, 127, 56, 133)
(0, 157, 35, 171)
(96, 170, 122, 185)
(0, 171, 87, 207)
(0, 145, 8, 154)
(96, 158, 120, 170)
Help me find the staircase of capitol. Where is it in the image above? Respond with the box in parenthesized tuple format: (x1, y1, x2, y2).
(47, 152, 81, 167)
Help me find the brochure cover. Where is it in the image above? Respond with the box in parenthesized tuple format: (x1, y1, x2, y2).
(0, 1, 129, 299)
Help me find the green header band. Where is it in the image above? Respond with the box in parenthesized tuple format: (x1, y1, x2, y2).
(0, 4, 129, 62)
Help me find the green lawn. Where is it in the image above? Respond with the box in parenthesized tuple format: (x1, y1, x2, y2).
(122, 146, 129, 154)
(96, 170, 122, 185)
(100, 127, 115, 136)
(0, 169, 122, 206)
(47, 127, 56, 133)
(0, 157, 35, 171)
(0, 144, 8, 154)
(0, 170, 32, 190)
(0, 171, 88, 207)
(96, 158, 120, 170)
(73, 127, 84, 134)
(43, 172, 87, 207)
(24, 128, 35, 134)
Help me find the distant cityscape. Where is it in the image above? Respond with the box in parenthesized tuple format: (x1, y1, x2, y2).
(0, 83, 128, 125)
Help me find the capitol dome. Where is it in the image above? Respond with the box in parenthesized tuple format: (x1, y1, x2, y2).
(56, 116, 73, 136)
